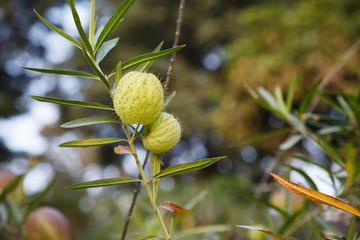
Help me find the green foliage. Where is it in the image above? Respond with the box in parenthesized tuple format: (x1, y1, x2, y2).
(244, 69, 360, 238)
(214, 0, 360, 143)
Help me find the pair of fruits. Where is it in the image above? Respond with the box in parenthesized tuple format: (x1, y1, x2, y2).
(113, 71, 181, 153)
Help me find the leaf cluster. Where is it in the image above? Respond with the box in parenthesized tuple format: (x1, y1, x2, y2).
(242, 71, 360, 239)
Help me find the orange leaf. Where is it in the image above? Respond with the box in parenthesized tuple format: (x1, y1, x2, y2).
(114, 145, 132, 155)
(270, 172, 360, 217)
(159, 201, 193, 215)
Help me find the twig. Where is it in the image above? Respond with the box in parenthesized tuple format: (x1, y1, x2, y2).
(121, 150, 150, 240)
(236, 37, 360, 240)
(163, 0, 186, 93)
(120, 1, 186, 239)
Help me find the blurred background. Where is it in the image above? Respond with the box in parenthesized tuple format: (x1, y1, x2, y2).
(1, 0, 360, 239)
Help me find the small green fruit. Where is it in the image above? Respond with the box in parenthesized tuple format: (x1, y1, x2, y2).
(113, 71, 164, 125)
(143, 112, 181, 153)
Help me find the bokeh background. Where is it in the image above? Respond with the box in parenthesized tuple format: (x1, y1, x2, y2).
(1, 0, 360, 239)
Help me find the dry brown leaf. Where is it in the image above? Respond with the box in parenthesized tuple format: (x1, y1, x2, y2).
(270, 172, 360, 217)
(159, 201, 193, 215)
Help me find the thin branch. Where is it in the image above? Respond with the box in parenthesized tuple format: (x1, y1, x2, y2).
(121, 150, 150, 240)
(163, 0, 186, 93)
(236, 37, 360, 240)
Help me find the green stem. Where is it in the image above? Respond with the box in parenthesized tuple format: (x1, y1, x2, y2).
(123, 124, 170, 239)
(151, 153, 162, 203)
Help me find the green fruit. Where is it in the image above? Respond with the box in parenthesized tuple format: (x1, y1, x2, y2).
(113, 71, 164, 125)
(143, 112, 181, 153)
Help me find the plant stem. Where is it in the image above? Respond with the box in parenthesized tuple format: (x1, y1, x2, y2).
(123, 125, 170, 239)
(164, 0, 186, 93)
(120, 150, 150, 240)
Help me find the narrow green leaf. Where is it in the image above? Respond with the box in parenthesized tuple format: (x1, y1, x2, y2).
(231, 128, 291, 147)
(290, 155, 337, 187)
(136, 41, 164, 72)
(110, 45, 186, 76)
(93, 25, 104, 46)
(31, 96, 114, 111)
(346, 215, 356, 240)
(0, 174, 23, 202)
(132, 237, 162, 240)
(59, 138, 126, 148)
(96, 38, 119, 63)
(286, 73, 298, 112)
(122, 45, 185, 71)
(258, 87, 279, 110)
(151, 153, 162, 202)
(319, 94, 345, 115)
(298, 79, 322, 115)
(7, 198, 22, 225)
(132, 236, 163, 240)
(236, 226, 288, 240)
(67, 0, 94, 59)
(115, 61, 122, 89)
(316, 216, 343, 237)
(246, 83, 281, 114)
(22, 67, 98, 79)
(275, 86, 289, 118)
(279, 134, 302, 151)
(89, 0, 96, 45)
(177, 225, 231, 239)
(184, 190, 208, 209)
(170, 217, 174, 237)
(34, 10, 81, 49)
(236, 190, 289, 217)
(317, 125, 352, 135)
(66, 177, 140, 189)
(311, 217, 323, 240)
(244, 82, 259, 99)
(288, 114, 307, 133)
(81, 45, 112, 94)
(326, 235, 343, 240)
(94, 0, 135, 51)
(163, 91, 176, 111)
(337, 95, 354, 118)
(61, 117, 120, 128)
(313, 134, 345, 169)
(23, 179, 55, 223)
(278, 205, 308, 235)
(283, 164, 318, 191)
(153, 156, 226, 179)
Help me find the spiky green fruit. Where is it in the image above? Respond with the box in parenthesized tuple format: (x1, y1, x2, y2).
(113, 71, 164, 125)
(143, 112, 181, 153)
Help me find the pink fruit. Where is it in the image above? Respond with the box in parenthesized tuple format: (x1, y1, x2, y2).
(23, 206, 70, 240)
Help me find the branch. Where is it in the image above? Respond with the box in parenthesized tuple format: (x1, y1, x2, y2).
(163, 0, 186, 93)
